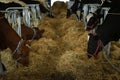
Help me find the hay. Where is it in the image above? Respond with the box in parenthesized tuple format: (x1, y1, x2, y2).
(0, 1, 120, 80)
(29, 38, 59, 74)
(56, 50, 87, 74)
(51, 1, 67, 18)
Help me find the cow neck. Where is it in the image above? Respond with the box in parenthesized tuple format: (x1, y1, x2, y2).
(98, 34, 109, 46)
(21, 25, 35, 40)
(1, 17, 21, 52)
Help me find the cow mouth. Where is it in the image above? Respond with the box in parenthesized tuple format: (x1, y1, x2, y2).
(87, 36, 103, 59)
(87, 52, 99, 59)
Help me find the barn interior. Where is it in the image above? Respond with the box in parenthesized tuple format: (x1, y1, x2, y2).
(0, 0, 120, 80)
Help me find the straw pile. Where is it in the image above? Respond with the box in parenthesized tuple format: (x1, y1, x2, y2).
(0, 1, 120, 80)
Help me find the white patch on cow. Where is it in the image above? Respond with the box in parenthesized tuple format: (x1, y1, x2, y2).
(86, 13, 94, 23)
(76, 10, 81, 17)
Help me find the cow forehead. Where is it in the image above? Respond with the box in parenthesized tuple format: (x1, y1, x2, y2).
(86, 13, 94, 22)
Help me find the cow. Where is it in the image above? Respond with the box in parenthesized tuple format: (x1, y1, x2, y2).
(66, 0, 102, 24)
(6, 11, 45, 41)
(82, 0, 102, 27)
(87, 0, 120, 58)
(86, 0, 111, 57)
(66, 0, 83, 21)
(86, 0, 111, 31)
(0, 2, 22, 11)
(0, 12, 30, 75)
(0, 2, 45, 41)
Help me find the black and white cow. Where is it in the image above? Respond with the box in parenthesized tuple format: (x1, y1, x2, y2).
(82, 0, 102, 27)
(66, 0, 102, 25)
(86, 0, 111, 57)
(66, 0, 83, 21)
(87, 0, 120, 58)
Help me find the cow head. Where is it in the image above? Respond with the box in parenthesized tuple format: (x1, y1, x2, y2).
(13, 39, 30, 67)
(87, 34, 103, 59)
(86, 8, 102, 31)
(86, 12, 99, 31)
(33, 28, 45, 40)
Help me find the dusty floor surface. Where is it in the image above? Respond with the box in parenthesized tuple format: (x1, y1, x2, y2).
(0, 1, 120, 80)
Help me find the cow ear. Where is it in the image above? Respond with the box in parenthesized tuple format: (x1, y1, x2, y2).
(89, 34, 99, 40)
(25, 44, 31, 49)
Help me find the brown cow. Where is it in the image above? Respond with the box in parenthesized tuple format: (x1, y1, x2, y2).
(0, 12, 30, 75)
(21, 24, 44, 40)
